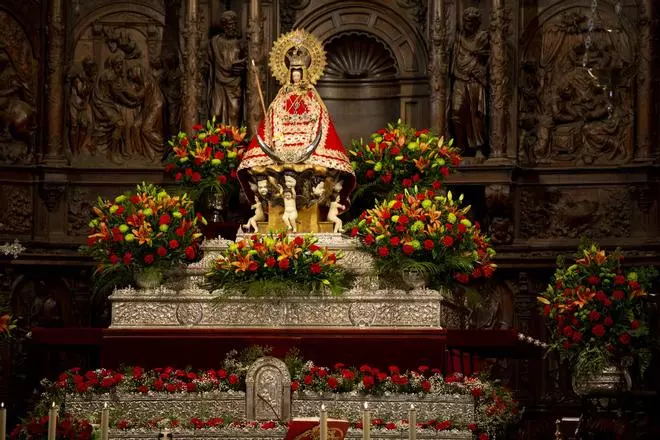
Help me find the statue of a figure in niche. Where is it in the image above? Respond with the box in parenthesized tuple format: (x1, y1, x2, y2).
(160, 50, 182, 139)
(67, 58, 97, 154)
(127, 61, 165, 160)
(0, 44, 34, 147)
(450, 7, 489, 158)
(208, 11, 246, 126)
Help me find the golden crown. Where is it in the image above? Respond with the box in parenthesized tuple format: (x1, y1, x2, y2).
(286, 49, 308, 69)
(269, 29, 326, 85)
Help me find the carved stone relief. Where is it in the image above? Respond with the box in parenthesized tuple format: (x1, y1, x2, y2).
(67, 186, 131, 236)
(279, 0, 311, 34)
(246, 357, 291, 421)
(69, 7, 168, 167)
(207, 11, 246, 127)
(485, 184, 513, 245)
(519, 10, 635, 166)
(0, 185, 32, 235)
(396, 0, 428, 31)
(519, 186, 633, 239)
(449, 7, 489, 160)
(0, 10, 37, 163)
(324, 33, 398, 80)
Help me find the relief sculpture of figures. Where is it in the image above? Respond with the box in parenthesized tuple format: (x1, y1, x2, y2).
(160, 50, 182, 139)
(208, 11, 246, 127)
(0, 42, 35, 161)
(67, 58, 96, 155)
(450, 7, 489, 158)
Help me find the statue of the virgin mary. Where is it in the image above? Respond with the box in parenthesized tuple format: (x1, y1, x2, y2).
(238, 30, 355, 222)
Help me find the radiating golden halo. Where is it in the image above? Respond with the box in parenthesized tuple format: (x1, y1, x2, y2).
(269, 29, 326, 85)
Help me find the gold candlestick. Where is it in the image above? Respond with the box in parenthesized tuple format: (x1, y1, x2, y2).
(408, 404, 416, 440)
(47, 402, 57, 440)
(1, 402, 6, 440)
(362, 402, 370, 440)
(319, 404, 327, 440)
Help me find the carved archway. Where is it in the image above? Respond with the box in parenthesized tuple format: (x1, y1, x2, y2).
(295, 1, 428, 77)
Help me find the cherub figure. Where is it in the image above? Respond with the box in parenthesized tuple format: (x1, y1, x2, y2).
(282, 190, 298, 232)
(312, 180, 325, 202)
(327, 194, 346, 233)
(245, 196, 265, 232)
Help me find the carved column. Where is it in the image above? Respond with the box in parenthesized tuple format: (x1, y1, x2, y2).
(429, 0, 448, 136)
(182, 0, 200, 133)
(487, 0, 509, 162)
(247, 0, 266, 136)
(45, 0, 66, 163)
(635, 0, 654, 161)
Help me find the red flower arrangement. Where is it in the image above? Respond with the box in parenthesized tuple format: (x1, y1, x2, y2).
(163, 119, 247, 198)
(82, 183, 204, 282)
(348, 188, 496, 285)
(348, 121, 461, 199)
(10, 414, 93, 440)
(538, 243, 656, 379)
(205, 234, 346, 296)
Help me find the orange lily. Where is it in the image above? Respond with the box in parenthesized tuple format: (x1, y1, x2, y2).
(89, 223, 110, 241)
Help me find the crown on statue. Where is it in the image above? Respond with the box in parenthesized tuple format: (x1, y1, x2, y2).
(286, 49, 308, 69)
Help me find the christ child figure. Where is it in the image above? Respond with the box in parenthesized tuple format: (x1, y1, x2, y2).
(282, 190, 298, 232)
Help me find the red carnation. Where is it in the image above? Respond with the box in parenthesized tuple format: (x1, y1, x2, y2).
(603, 316, 614, 327)
(143, 254, 155, 265)
(248, 261, 259, 272)
(562, 326, 573, 337)
(185, 246, 196, 260)
(157, 246, 167, 257)
(350, 227, 358, 237)
(423, 239, 434, 250)
(432, 180, 442, 189)
(455, 273, 469, 284)
(630, 320, 640, 330)
(364, 235, 375, 245)
(215, 151, 225, 160)
(278, 258, 290, 270)
(341, 369, 355, 380)
(378, 246, 389, 257)
(397, 215, 409, 225)
(192, 124, 203, 130)
(362, 375, 374, 388)
(402, 178, 412, 188)
(588, 310, 601, 321)
(291, 381, 300, 391)
(293, 236, 304, 246)
(390, 236, 400, 247)
(618, 332, 631, 345)
(109, 254, 120, 265)
(442, 235, 454, 247)
(303, 374, 313, 385)
(468, 424, 478, 432)
(587, 275, 600, 285)
(266, 257, 276, 268)
(365, 169, 375, 180)
(310, 263, 322, 274)
(421, 380, 431, 392)
(402, 244, 414, 255)
(471, 387, 483, 398)
(169, 239, 180, 249)
(592, 324, 606, 337)
(612, 290, 625, 300)
(571, 331, 582, 342)
(217, 369, 227, 379)
(614, 275, 626, 285)
(228, 374, 239, 385)
(122, 252, 133, 265)
(326, 376, 338, 389)
(381, 173, 392, 184)
(218, 175, 227, 184)
(175, 172, 183, 181)
(159, 214, 171, 225)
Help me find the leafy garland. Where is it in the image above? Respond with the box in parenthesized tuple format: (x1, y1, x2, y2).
(205, 233, 347, 297)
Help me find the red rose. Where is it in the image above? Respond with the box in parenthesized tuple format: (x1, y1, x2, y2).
(603, 316, 614, 327)
(109, 254, 120, 265)
(137, 385, 148, 394)
(423, 239, 434, 250)
(381, 173, 392, 184)
(186, 382, 197, 392)
(402, 178, 413, 188)
(218, 175, 227, 184)
(217, 369, 227, 379)
(303, 374, 313, 385)
(192, 124, 203, 130)
(402, 244, 414, 255)
(293, 236, 304, 246)
(397, 215, 409, 225)
(175, 172, 183, 181)
(248, 261, 259, 272)
(157, 247, 167, 257)
(153, 379, 164, 390)
(571, 331, 582, 342)
(327, 376, 338, 389)
(215, 151, 225, 160)
(185, 168, 193, 177)
(115, 206, 125, 215)
(588, 310, 601, 321)
(185, 246, 196, 260)
(630, 320, 640, 330)
(614, 275, 626, 285)
(169, 239, 180, 249)
(432, 180, 442, 190)
(612, 290, 625, 300)
(159, 214, 171, 225)
(378, 246, 389, 257)
(390, 237, 400, 247)
(362, 375, 374, 388)
(143, 254, 155, 265)
(310, 263, 322, 274)
(471, 387, 483, 398)
(618, 332, 631, 345)
(592, 324, 606, 337)
(100, 378, 114, 388)
(122, 252, 133, 265)
(388, 365, 399, 375)
(365, 169, 375, 180)
(265, 257, 276, 268)
(364, 235, 375, 245)
(350, 227, 358, 237)
(341, 369, 355, 380)
(392, 200, 403, 210)
(440, 166, 450, 177)
(421, 380, 431, 392)
(587, 275, 600, 285)
(228, 374, 239, 385)
(291, 381, 300, 391)
(442, 235, 454, 247)
(278, 258, 290, 270)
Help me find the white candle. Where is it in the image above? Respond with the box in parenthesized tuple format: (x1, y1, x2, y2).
(320, 404, 327, 440)
(1, 402, 6, 440)
(408, 404, 416, 440)
(47, 402, 57, 440)
(100, 402, 109, 440)
(362, 402, 370, 440)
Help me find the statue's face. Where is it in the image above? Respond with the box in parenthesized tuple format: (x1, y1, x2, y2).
(224, 16, 238, 37)
(257, 180, 269, 196)
(291, 70, 302, 84)
(284, 191, 293, 200)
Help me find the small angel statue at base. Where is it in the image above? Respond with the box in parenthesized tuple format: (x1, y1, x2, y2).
(327, 195, 346, 233)
(282, 190, 298, 232)
(244, 196, 265, 232)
